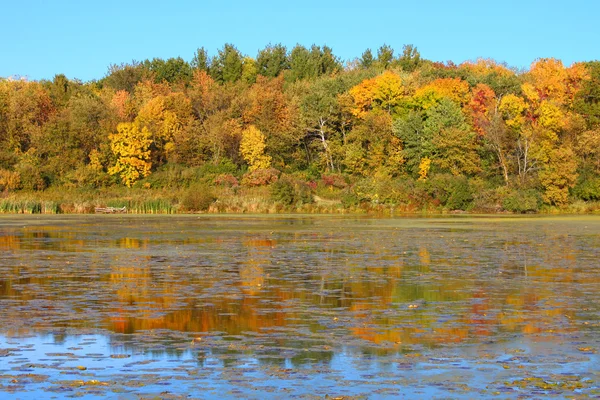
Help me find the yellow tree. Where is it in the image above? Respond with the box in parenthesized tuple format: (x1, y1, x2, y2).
(240, 125, 271, 171)
(348, 71, 404, 118)
(108, 122, 152, 187)
(538, 146, 578, 206)
(413, 78, 470, 109)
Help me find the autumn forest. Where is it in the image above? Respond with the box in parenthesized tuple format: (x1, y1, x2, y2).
(1, 43, 600, 213)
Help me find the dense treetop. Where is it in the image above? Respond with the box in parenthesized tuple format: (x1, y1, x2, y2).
(1, 43, 600, 210)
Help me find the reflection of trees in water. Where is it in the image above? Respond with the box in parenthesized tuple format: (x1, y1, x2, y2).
(0, 218, 599, 355)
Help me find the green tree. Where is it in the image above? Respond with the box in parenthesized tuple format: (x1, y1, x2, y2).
(191, 47, 210, 72)
(288, 45, 311, 81)
(287, 44, 341, 82)
(210, 44, 243, 83)
(256, 43, 288, 77)
(574, 61, 600, 129)
(144, 57, 193, 84)
(102, 62, 147, 93)
(376, 44, 394, 69)
(394, 99, 480, 176)
(359, 49, 374, 69)
(398, 44, 421, 72)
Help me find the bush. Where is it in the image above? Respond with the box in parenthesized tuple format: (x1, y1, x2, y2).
(321, 174, 348, 189)
(445, 177, 474, 210)
(270, 179, 295, 205)
(426, 174, 474, 210)
(181, 184, 216, 212)
(340, 188, 360, 208)
(502, 189, 541, 213)
(141, 164, 187, 188)
(16, 164, 47, 191)
(198, 158, 238, 176)
(0, 169, 22, 191)
(572, 176, 600, 201)
(214, 174, 239, 188)
(270, 178, 314, 206)
(242, 168, 279, 187)
(295, 181, 313, 205)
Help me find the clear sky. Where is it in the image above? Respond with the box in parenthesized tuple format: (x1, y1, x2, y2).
(2, 0, 598, 82)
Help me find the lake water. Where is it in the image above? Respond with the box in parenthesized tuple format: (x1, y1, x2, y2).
(0, 215, 598, 398)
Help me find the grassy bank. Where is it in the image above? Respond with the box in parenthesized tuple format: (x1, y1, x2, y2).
(2, 183, 600, 215)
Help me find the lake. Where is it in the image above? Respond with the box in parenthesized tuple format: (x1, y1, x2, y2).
(0, 215, 598, 398)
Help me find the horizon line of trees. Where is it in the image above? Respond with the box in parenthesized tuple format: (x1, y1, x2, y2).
(1, 43, 600, 210)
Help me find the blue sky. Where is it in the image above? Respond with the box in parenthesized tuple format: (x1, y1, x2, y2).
(2, 0, 598, 81)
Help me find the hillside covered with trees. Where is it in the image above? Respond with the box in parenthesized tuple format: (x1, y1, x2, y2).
(1, 43, 600, 213)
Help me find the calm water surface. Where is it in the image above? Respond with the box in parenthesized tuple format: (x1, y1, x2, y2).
(0, 215, 598, 398)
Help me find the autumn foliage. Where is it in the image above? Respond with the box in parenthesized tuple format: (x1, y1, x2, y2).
(1, 45, 599, 211)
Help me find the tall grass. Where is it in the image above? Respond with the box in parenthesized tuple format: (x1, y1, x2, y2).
(106, 199, 175, 214)
(0, 200, 60, 214)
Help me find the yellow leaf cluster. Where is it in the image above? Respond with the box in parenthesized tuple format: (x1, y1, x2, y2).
(528, 58, 567, 103)
(348, 71, 404, 118)
(538, 101, 564, 132)
(460, 58, 514, 79)
(499, 94, 527, 130)
(240, 125, 271, 171)
(418, 157, 431, 181)
(108, 122, 152, 187)
(414, 78, 470, 109)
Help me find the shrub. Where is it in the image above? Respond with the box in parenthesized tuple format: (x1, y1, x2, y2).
(242, 168, 279, 187)
(181, 184, 216, 212)
(572, 176, 600, 201)
(0, 169, 22, 191)
(16, 164, 47, 191)
(270, 178, 314, 206)
(501, 189, 541, 213)
(426, 174, 474, 210)
(214, 174, 239, 188)
(270, 179, 295, 205)
(445, 177, 474, 211)
(340, 188, 360, 208)
(295, 181, 313, 205)
(197, 158, 238, 176)
(321, 174, 348, 189)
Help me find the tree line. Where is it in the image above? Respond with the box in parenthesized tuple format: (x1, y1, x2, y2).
(1, 43, 600, 211)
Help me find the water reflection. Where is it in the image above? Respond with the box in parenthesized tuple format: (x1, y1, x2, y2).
(0, 216, 599, 397)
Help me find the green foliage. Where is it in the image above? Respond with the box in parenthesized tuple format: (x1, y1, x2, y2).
(376, 45, 394, 69)
(191, 47, 210, 72)
(102, 62, 146, 92)
(398, 45, 421, 72)
(572, 175, 600, 201)
(181, 184, 216, 211)
(574, 61, 600, 128)
(270, 178, 295, 205)
(359, 49, 374, 69)
(501, 189, 541, 213)
(144, 57, 193, 84)
(257, 44, 289, 78)
(393, 111, 428, 174)
(426, 174, 474, 210)
(0, 200, 49, 214)
(210, 44, 243, 83)
(287, 44, 341, 82)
